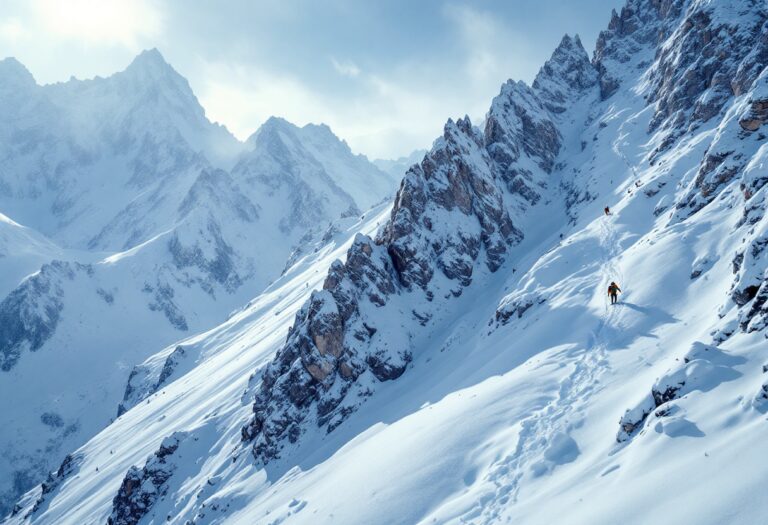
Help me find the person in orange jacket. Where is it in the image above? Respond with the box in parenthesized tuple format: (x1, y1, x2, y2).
(608, 281, 621, 304)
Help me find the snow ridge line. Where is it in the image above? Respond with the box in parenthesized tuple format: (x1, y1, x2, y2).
(458, 218, 619, 523)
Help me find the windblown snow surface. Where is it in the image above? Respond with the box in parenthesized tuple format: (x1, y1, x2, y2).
(6, 0, 768, 523)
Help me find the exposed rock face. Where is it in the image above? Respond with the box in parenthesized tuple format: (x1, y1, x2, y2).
(646, 0, 768, 136)
(117, 345, 189, 416)
(495, 290, 547, 324)
(241, 64, 574, 461)
(532, 34, 599, 114)
(485, 82, 562, 207)
(732, 222, 768, 333)
(381, 116, 524, 289)
(739, 69, 768, 132)
(0, 261, 90, 371)
(107, 433, 185, 525)
(19, 453, 83, 519)
(617, 343, 744, 442)
(675, 69, 768, 219)
(241, 236, 402, 461)
(593, 0, 677, 101)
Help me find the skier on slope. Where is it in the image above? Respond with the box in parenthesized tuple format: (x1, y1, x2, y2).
(608, 281, 621, 304)
(604, 206, 611, 216)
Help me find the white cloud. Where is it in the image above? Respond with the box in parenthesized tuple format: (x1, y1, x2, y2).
(0, 1, 547, 159)
(331, 57, 361, 78)
(30, 0, 162, 48)
(0, 18, 26, 42)
(198, 62, 329, 141)
(196, 60, 443, 159)
(443, 3, 539, 87)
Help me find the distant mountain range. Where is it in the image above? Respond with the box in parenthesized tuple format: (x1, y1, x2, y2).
(0, 49, 399, 517)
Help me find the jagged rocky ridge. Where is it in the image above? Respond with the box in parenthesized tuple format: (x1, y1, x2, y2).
(241, 35, 593, 461)
(7, 0, 768, 522)
(241, 0, 768, 466)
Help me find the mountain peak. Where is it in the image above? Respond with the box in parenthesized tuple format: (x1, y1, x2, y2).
(557, 33, 584, 52)
(0, 57, 36, 91)
(246, 116, 298, 147)
(248, 118, 348, 153)
(130, 48, 168, 68)
(122, 48, 183, 85)
(262, 116, 295, 131)
(532, 32, 597, 114)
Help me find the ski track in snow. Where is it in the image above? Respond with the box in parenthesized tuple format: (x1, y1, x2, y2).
(459, 218, 620, 524)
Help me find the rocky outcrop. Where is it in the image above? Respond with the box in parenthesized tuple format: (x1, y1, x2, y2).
(117, 345, 189, 417)
(739, 98, 768, 131)
(593, 0, 678, 101)
(0, 261, 91, 371)
(485, 82, 561, 206)
(532, 34, 598, 114)
(241, 235, 401, 461)
(142, 281, 188, 331)
(380, 116, 524, 289)
(731, 220, 768, 333)
(617, 343, 743, 442)
(107, 433, 185, 525)
(18, 453, 83, 519)
(241, 101, 560, 462)
(675, 69, 768, 219)
(168, 218, 242, 294)
(641, 0, 768, 172)
(594, 0, 767, 143)
(240, 18, 619, 463)
(495, 290, 547, 324)
(738, 67, 768, 132)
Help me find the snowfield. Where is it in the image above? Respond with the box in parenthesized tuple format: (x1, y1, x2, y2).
(4, 0, 768, 523)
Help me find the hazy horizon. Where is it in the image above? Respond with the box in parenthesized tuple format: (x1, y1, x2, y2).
(2, 0, 625, 158)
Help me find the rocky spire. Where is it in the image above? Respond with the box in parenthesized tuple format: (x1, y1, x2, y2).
(485, 80, 561, 205)
(532, 34, 598, 114)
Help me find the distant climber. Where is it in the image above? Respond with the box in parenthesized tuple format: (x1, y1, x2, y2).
(608, 281, 621, 304)
(604, 206, 611, 216)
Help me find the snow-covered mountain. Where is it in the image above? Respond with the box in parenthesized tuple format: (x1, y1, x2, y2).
(6, 0, 768, 523)
(0, 52, 397, 517)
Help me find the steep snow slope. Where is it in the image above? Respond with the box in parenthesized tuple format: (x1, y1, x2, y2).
(7, 0, 768, 523)
(5, 204, 393, 524)
(0, 52, 398, 516)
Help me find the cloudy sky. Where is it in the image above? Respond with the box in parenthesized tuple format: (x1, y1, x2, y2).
(1, 0, 625, 159)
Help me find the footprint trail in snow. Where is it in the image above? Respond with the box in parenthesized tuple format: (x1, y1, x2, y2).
(459, 217, 621, 524)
